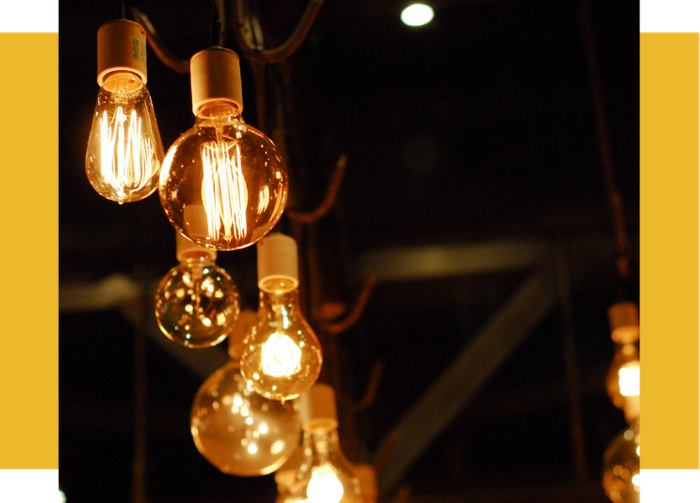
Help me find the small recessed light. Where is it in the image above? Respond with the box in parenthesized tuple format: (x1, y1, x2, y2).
(401, 4, 434, 27)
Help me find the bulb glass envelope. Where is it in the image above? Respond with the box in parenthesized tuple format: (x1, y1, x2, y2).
(602, 421, 640, 503)
(191, 360, 301, 476)
(155, 252, 240, 348)
(159, 48, 288, 250)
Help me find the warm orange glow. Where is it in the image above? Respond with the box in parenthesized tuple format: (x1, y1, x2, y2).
(201, 140, 248, 243)
(261, 333, 302, 378)
(307, 464, 344, 503)
(619, 362, 640, 396)
(99, 106, 155, 198)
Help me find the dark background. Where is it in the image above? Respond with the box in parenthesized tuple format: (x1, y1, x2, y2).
(59, 0, 639, 501)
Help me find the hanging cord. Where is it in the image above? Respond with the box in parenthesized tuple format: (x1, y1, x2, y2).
(131, 7, 190, 73)
(233, 0, 324, 63)
(209, 0, 224, 47)
(118, 0, 126, 19)
(579, 0, 630, 297)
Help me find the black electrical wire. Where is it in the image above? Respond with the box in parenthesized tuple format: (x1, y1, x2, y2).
(118, 0, 126, 19)
(209, 0, 223, 47)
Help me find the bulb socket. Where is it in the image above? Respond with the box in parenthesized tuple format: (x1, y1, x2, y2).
(257, 233, 299, 293)
(608, 302, 640, 344)
(190, 47, 244, 116)
(298, 383, 338, 433)
(97, 19, 147, 87)
(176, 232, 216, 262)
(177, 205, 217, 261)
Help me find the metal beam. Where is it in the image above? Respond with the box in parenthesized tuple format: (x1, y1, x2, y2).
(375, 268, 558, 493)
(60, 274, 228, 380)
(358, 239, 545, 281)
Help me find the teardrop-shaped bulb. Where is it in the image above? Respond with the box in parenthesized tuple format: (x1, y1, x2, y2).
(86, 71, 164, 203)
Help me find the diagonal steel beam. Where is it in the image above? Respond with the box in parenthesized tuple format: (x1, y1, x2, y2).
(375, 267, 558, 493)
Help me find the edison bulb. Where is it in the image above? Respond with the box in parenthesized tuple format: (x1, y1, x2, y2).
(191, 360, 301, 476)
(241, 289, 322, 401)
(155, 252, 240, 348)
(602, 421, 640, 503)
(86, 20, 163, 204)
(240, 234, 322, 401)
(159, 47, 287, 251)
(284, 385, 361, 503)
(606, 343, 640, 422)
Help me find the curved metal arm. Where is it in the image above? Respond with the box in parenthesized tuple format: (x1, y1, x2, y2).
(320, 275, 377, 335)
(287, 154, 347, 224)
(233, 0, 324, 63)
(131, 7, 190, 74)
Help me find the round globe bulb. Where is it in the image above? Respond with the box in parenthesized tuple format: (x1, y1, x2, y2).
(602, 421, 640, 503)
(191, 360, 301, 476)
(159, 103, 288, 250)
(155, 254, 240, 348)
(86, 71, 164, 203)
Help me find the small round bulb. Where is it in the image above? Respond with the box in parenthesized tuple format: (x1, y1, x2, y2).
(602, 421, 640, 503)
(155, 252, 240, 348)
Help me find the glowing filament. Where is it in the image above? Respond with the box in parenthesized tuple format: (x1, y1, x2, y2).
(99, 107, 154, 197)
(261, 333, 302, 377)
(201, 140, 248, 243)
(307, 464, 344, 503)
(619, 362, 640, 396)
(257, 185, 270, 214)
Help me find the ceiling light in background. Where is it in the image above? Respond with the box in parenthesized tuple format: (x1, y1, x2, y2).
(400, 4, 434, 27)
(159, 47, 288, 251)
(191, 311, 302, 476)
(154, 231, 241, 348)
(85, 20, 164, 204)
(240, 234, 323, 401)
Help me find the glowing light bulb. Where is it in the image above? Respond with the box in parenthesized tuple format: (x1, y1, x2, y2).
(606, 343, 640, 423)
(159, 47, 287, 251)
(602, 421, 640, 503)
(240, 234, 322, 401)
(283, 384, 361, 503)
(401, 4, 434, 27)
(86, 20, 164, 204)
(191, 313, 301, 476)
(155, 234, 240, 348)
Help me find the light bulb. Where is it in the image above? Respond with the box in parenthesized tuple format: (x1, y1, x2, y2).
(86, 20, 164, 204)
(606, 343, 640, 423)
(240, 234, 322, 401)
(159, 47, 287, 251)
(284, 384, 361, 503)
(155, 234, 240, 348)
(602, 420, 640, 503)
(191, 360, 301, 476)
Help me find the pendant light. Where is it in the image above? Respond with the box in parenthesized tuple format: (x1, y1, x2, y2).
(159, 47, 288, 250)
(240, 233, 323, 401)
(86, 19, 164, 204)
(154, 231, 240, 348)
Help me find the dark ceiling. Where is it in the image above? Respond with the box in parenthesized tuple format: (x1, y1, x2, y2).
(59, 0, 639, 502)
